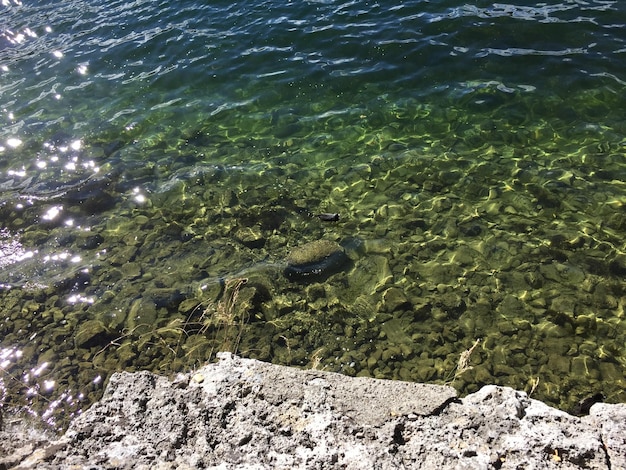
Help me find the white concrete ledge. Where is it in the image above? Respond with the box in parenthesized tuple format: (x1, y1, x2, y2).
(1, 353, 625, 469)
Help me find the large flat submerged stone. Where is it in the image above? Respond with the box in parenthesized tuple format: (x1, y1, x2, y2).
(1, 353, 625, 469)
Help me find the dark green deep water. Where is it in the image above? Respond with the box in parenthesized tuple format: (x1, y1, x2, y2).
(1, 0, 626, 430)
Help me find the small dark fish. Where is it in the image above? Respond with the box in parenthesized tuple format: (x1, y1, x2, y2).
(316, 213, 340, 222)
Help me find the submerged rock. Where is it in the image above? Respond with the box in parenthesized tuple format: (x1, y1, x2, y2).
(234, 226, 265, 248)
(284, 239, 349, 281)
(74, 320, 113, 349)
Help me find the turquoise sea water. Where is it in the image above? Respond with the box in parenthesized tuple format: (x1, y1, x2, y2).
(1, 0, 626, 430)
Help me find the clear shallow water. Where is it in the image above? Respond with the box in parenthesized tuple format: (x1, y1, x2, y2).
(1, 0, 626, 430)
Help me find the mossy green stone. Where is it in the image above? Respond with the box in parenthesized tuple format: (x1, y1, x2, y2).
(286, 240, 343, 266)
(75, 320, 111, 349)
(284, 239, 348, 281)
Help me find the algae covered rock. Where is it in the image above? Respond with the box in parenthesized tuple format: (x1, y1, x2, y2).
(284, 239, 349, 281)
(75, 320, 113, 349)
(234, 226, 265, 249)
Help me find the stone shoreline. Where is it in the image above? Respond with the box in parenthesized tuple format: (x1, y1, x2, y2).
(1, 353, 625, 469)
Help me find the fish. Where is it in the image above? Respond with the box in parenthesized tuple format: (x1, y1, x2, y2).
(316, 213, 340, 222)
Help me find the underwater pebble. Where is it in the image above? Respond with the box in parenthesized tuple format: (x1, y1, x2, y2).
(381, 287, 410, 313)
(546, 355, 571, 375)
(382, 346, 402, 362)
(120, 262, 142, 279)
(235, 226, 265, 249)
(75, 320, 111, 349)
(452, 246, 477, 266)
(571, 356, 593, 377)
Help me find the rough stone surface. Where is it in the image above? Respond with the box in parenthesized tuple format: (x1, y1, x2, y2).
(1, 353, 625, 469)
